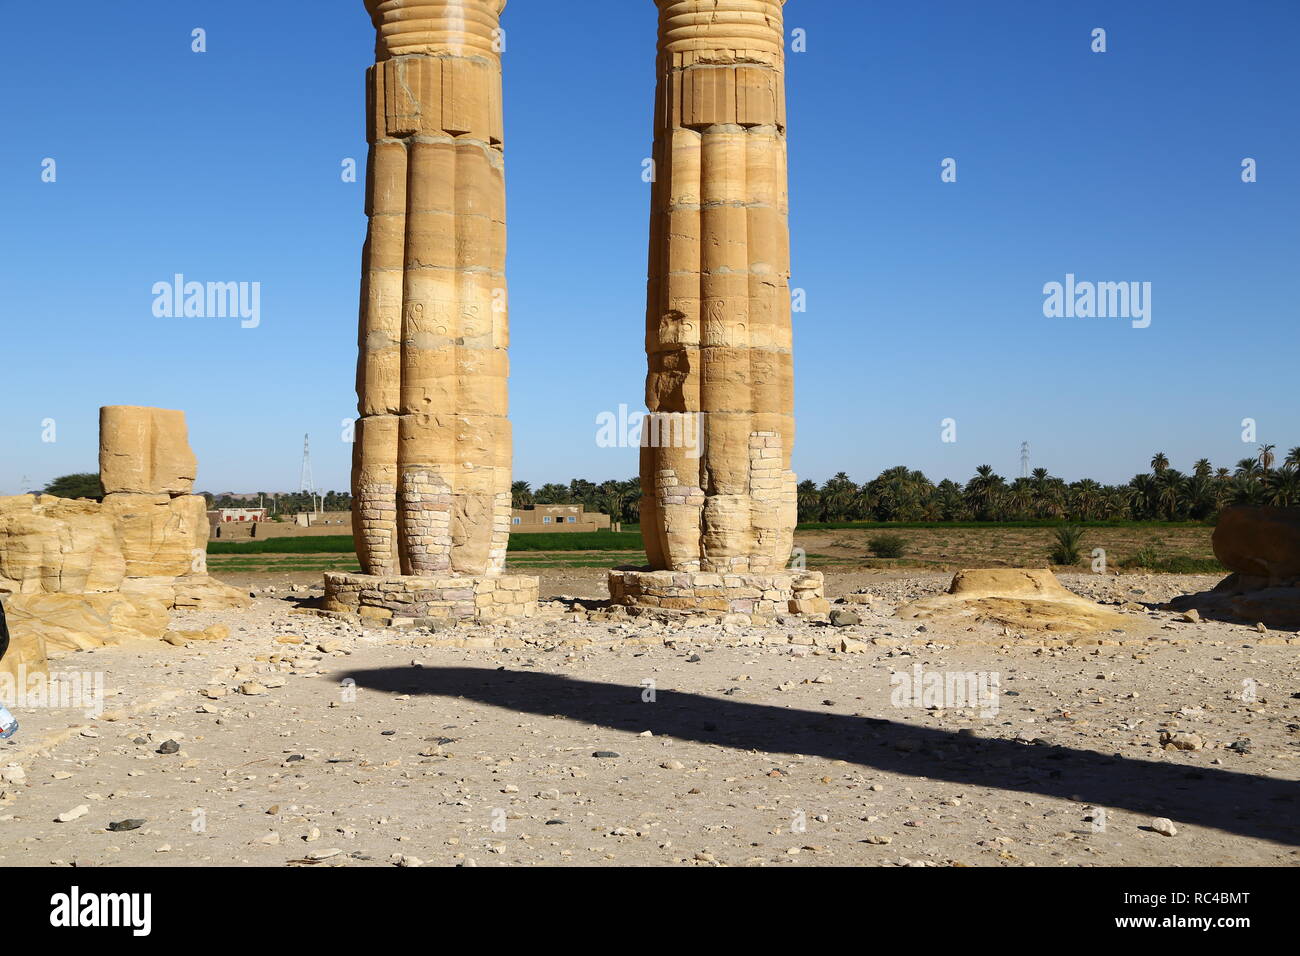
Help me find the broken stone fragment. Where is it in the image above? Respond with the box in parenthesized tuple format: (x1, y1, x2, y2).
(99, 405, 197, 496)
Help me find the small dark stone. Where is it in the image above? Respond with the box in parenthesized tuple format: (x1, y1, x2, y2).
(156, 740, 180, 755)
(592, 751, 620, 759)
(545, 819, 566, 826)
(381, 730, 396, 736)
(107, 819, 146, 832)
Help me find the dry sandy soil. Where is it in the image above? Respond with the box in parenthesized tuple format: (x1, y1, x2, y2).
(1, 570, 1296, 868)
(796, 525, 1217, 570)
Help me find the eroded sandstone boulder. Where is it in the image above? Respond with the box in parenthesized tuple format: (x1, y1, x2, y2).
(0, 495, 125, 595)
(897, 568, 1132, 633)
(4, 592, 169, 656)
(0, 599, 48, 682)
(1213, 506, 1300, 582)
(1166, 506, 1300, 629)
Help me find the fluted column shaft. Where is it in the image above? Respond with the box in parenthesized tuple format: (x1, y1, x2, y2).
(642, 0, 797, 573)
(354, 0, 511, 577)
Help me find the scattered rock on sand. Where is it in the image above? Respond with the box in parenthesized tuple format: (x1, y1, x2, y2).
(1150, 817, 1178, 837)
(55, 805, 89, 823)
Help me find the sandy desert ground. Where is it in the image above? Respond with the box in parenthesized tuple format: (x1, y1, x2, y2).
(1, 570, 1296, 868)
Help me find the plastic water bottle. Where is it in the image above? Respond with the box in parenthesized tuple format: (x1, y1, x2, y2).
(0, 702, 17, 739)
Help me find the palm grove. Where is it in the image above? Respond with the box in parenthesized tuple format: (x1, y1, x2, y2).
(509, 445, 1299, 526)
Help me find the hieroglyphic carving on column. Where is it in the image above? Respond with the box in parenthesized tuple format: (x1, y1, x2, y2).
(642, 0, 798, 574)
(354, 0, 511, 577)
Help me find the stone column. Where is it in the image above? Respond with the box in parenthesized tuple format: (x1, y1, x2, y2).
(355, 0, 511, 579)
(331, 1, 536, 625)
(610, 0, 825, 621)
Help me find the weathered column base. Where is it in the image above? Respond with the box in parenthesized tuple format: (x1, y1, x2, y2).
(322, 572, 538, 626)
(607, 569, 827, 624)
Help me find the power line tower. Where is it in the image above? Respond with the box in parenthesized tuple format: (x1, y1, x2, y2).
(299, 434, 318, 513)
(1020, 442, 1031, 479)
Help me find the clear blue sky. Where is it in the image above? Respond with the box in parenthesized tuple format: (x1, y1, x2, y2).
(2, 0, 1296, 495)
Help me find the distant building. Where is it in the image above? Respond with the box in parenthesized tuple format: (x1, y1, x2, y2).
(212, 508, 267, 523)
(207, 508, 269, 539)
(511, 504, 611, 533)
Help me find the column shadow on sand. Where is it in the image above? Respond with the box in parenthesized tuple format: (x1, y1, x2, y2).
(342, 665, 1300, 847)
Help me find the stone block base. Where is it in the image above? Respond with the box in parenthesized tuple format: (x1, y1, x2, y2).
(322, 572, 538, 626)
(607, 569, 826, 623)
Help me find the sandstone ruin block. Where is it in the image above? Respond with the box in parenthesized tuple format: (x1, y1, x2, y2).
(101, 492, 207, 580)
(99, 406, 197, 496)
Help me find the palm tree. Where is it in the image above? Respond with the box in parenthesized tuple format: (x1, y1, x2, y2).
(869, 466, 930, 522)
(568, 479, 597, 507)
(1100, 486, 1130, 520)
(1155, 468, 1187, 520)
(1185, 473, 1217, 519)
(1258, 444, 1277, 471)
(934, 479, 967, 521)
(1192, 458, 1213, 479)
(1230, 472, 1264, 506)
(1069, 479, 1104, 521)
(965, 465, 1006, 521)
(1150, 452, 1170, 474)
(796, 480, 821, 523)
(849, 480, 878, 521)
(1213, 470, 1235, 512)
(596, 479, 631, 526)
(1029, 468, 1065, 518)
(1008, 477, 1035, 519)
(534, 483, 570, 504)
(819, 473, 858, 522)
(1264, 465, 1300, 507)
(511, 481, 534, 509)
(1127, 474, 1157, 520)
(1286, 447, 1300, 468)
